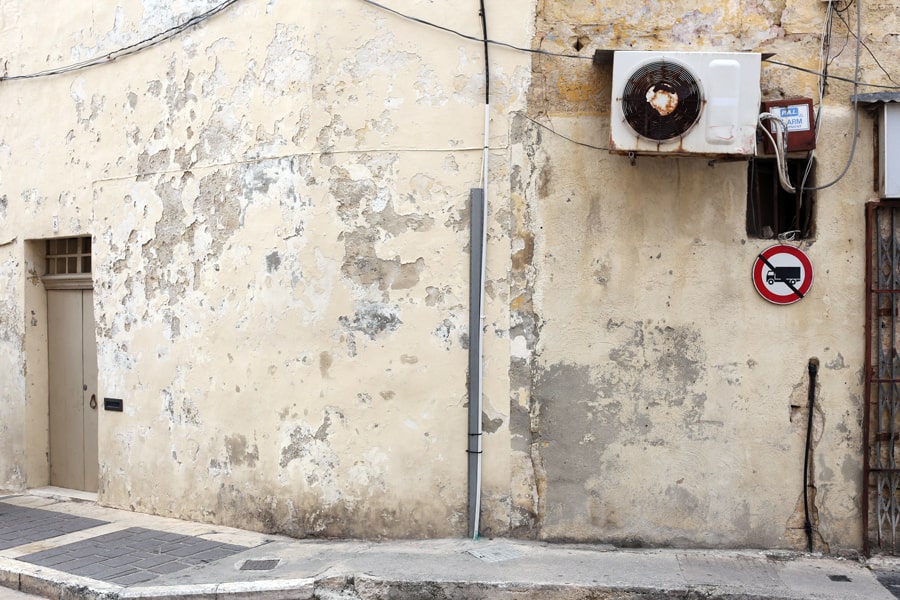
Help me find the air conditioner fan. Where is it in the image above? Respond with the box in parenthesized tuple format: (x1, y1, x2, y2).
(621, 60, 704, 142)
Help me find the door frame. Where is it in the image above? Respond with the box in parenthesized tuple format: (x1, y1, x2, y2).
(40, 234, 97, 493)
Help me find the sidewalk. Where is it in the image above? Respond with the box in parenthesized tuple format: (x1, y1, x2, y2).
(0, 490, 895, 600)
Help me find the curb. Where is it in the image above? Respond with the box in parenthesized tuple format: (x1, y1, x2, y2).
(0, 559, 316, 600)
(0, 566, 855, 600)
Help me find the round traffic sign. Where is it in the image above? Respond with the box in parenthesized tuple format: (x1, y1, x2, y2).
(752, 245, 813, 305)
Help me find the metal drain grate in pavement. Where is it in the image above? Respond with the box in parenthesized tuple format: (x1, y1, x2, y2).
(466, 544, 524, 563)
(240, 559, 280, 571)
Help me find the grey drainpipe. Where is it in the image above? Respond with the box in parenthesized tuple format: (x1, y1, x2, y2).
(468, 0, 490, 542)
(467, 188, 486, 540)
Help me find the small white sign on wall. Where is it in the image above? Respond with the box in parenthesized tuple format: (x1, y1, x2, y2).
(768, 104, 812, 132)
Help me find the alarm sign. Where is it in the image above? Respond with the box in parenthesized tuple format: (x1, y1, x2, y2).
(752, 245, 813, 305)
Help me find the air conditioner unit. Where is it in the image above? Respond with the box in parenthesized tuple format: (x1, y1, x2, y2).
(610, 51, 761, 157)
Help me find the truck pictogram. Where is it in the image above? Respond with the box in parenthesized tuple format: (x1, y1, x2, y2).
(766, 266, 801, 286)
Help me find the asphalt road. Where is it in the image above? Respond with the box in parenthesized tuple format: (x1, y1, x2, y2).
(877, 572, 900, 600)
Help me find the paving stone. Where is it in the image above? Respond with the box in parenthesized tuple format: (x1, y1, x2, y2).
(15, 548, 67, 561)
(131, 555, 177, 569)
(159, 542, 192, 555)
(149, 532, 189, 542)
(93, 566, 140, 580)
(123, 538, 168, 551)
(48, 556, 100, 571)
(109, 571, 159, 586)
(16, 525, 249, 586)
(30, 553, 84, 568)
(180, 540, 221, 554)
(65, 546, 105, 559)
(95, 530, 136, 542)
(148, 561, 192, 575)
(99, 555, 140, 568)
(166, 544, 210, 558)
(78, 544, 124, 559)
(67, 562, 120, 578)
(0, 502, 107, 550)
(190, 547, 240, 563)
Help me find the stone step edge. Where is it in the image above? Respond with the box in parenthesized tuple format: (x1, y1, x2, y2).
(0, 560, 812, 600)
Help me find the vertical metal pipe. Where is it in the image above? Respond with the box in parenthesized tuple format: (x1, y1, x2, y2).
(467, 188, 485, 540)
(467, 0, 490, 543)
(878, 209, 898, 552)
(863, 202, 875, 556)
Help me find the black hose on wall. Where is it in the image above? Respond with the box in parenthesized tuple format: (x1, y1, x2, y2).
(803, 358, 820, 552)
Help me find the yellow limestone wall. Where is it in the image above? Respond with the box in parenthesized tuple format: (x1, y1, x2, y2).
(507, 0, 896, 550)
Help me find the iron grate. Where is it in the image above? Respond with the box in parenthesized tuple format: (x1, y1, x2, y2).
(466, 544, 524, 563)
(240, 559, 280, 571)
(865, 204, 900, 555)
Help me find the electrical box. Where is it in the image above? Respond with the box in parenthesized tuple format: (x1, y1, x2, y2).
(609, 51, 761, 156)
(880, 103, 900, 198)
(760, 98, 816, 153)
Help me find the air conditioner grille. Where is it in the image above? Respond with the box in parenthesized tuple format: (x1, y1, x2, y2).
(621, 61, 703, 142)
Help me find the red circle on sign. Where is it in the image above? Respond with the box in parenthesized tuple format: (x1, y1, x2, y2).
(752, 245, 813, 305)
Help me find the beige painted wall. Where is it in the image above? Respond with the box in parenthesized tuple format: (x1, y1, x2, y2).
(0, 0, 530, 537)
(0, 0, 895, 549)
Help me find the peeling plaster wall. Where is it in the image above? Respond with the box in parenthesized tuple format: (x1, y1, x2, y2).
(0, 242, 27, 490)
(509, 0, 892, 550)
(0, 0, 893, 550)
(0, 0, 531, 537)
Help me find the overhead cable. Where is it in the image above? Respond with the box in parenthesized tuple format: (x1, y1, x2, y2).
(0, 0, 240, 82)
(802, 0, 862, 191)
(764, 58, 900, 90)
(4, 0, 896, 95)
(361, 0, 899, 91)
(359, 0, 590, 60)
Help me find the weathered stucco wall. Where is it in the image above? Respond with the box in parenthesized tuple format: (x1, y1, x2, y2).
(508, 0, 896, 551)
(0, 0, 531, 538)
(0, 240, 26, 490)
(0, 0, 897, 550)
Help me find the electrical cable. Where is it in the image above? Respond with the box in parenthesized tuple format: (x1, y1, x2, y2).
(362, 0, 900, 90)
(832, 3, 900, 88)
(758, 113, 796, 194)
(479, 1, 490, 103)
(0, 0, 240, 82)
(359, 0, 590, 61)
(795, 0, 835, 211)
(764, 59, 900, 90)
(362, 0, 899, 91)
(3, 0, 895, 97)
(800, 0, 862, 191)
(519, 113, 609, 151)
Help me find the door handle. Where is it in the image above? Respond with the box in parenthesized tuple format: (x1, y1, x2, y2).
(89, 394, 97, 410)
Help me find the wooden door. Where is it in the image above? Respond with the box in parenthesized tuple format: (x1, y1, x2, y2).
(47, 289, 98, 492)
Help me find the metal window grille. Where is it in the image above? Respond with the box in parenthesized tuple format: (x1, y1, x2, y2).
(865, 203, 900, 555)
(747, 158, 816, 240)
(45, 237, 91, 275)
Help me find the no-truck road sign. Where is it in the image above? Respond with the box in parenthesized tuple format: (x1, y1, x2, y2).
(752, 245, 813, 305)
